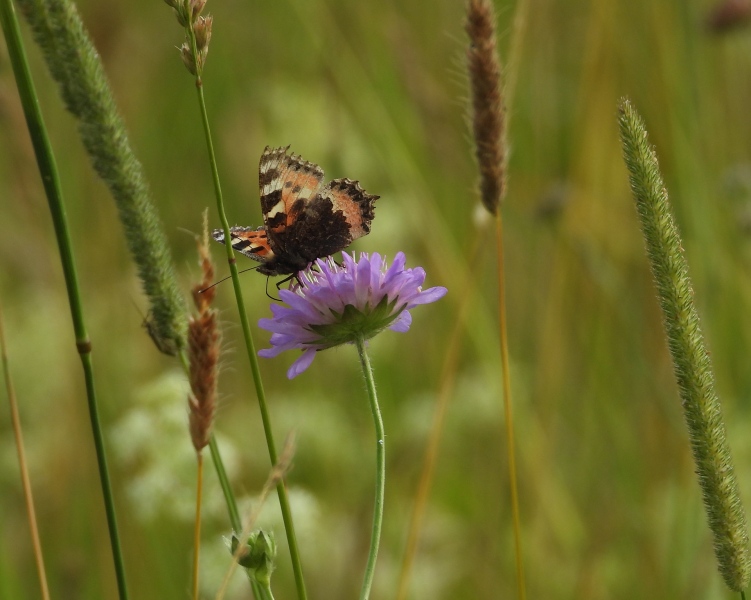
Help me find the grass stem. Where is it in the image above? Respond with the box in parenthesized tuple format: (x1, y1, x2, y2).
(395, 232, 486, 600)
(193, 453, 204, 600)
(495, 214, 525, 600)
(184, 12, 307, 599)
(0, 1, 128, 596)
(0, 305, 50, 600)
(465, 0, 524, 595)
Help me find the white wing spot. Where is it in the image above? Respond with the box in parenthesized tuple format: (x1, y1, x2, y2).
(267, 199, 285, 219)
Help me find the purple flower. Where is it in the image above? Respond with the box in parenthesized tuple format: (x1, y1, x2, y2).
(258, 252, 447, 378)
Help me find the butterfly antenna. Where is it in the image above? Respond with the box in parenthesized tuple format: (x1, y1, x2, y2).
(199, 266, 259, 294)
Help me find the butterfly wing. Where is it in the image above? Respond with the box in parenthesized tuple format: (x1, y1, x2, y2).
(211, 226, 275, 263)
(258, 146, 325, 253)
(317, 178, 378, 243)
(213, 147, 379, 276)
(285, 178, 378, 259)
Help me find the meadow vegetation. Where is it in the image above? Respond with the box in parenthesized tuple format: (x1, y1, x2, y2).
(2, 0, 751, 598)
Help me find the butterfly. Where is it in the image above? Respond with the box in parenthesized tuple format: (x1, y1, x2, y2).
(212, 146, 379, 276)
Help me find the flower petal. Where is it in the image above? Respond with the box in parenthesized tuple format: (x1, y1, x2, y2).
(383, 252, 406, 286)
(257, 250, 445, 375)
(281, 291, 325, 321)
(305, 286, 347, 316)
(407, 286, 448, 306)
(287, 349, 317, 379)
(259, 346, 285, 358)
(258, 316, 310, 335)
(389, 310, 412, 332)
(342, 252, 357, 273)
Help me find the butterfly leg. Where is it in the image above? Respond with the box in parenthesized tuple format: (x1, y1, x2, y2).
(265, 276, 283, 302)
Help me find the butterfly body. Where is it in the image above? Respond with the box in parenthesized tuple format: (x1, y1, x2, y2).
(212, 146, 379, 276)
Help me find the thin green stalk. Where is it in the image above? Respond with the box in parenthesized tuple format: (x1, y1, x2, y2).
(0, 1, 128, 598)
(209, 435, 241, 530)
(255, 579, 275, 600)
(355, 336, 385, 600)
(184, 13, 307, 600)
(250, 579, 264, 600)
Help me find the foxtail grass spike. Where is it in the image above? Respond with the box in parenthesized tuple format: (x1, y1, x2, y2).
(618, 98, 751, 592)
(17, 0, 188, 355)
(466, 0, 506, 215)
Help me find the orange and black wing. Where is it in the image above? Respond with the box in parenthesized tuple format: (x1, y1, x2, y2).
(211, 226, 275, 263)
(258, 146, 325, 253)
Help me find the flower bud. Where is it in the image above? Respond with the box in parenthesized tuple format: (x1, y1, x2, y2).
(231, 531, 277, 587)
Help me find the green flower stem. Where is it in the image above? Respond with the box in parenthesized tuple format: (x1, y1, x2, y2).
(618, 98, 751, 592)
(184, 14, 307, 600)
(355, 335, 385, 600)
(0, 2, 128, 598)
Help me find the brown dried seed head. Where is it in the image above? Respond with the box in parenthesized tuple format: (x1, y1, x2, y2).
(192, 244, 215, 310)
(190, 0, 207, 20)
(194, 15, 213, 51)
(466, 0, 506, 215)
(188, 310, 219, 452)
(192, 209, 216, 310)
(188, 209, 220, 453)
(706, 0, 751, 32)
(180, 42, 196, 75)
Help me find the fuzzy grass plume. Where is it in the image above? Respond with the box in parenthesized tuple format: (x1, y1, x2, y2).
(187, 215, 219, 452)
(466, 0, 506, 215)
(17, 0, 187, 354)
(618, 98, 751, 592)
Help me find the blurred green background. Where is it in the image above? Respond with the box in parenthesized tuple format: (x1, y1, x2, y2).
(2, 0, 751, 597)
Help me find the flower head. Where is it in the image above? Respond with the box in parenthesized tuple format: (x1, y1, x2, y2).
(258, 252, 447, 378)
